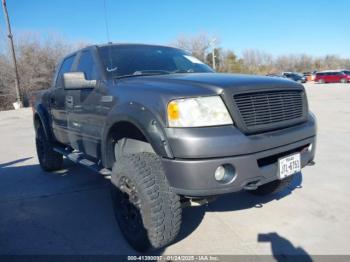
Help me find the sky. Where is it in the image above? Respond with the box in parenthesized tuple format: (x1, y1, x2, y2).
(0, 0, 349, 57)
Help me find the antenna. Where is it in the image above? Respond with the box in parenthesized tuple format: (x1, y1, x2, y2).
(102, 0, 117, 73)
(103, 0, 111, 43)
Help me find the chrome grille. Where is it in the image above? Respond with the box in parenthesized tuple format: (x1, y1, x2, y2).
(234, 91, 305, 130)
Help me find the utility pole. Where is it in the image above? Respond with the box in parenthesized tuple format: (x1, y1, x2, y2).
(210, 38, 216, 71)
(2, 0, 22, 108)
(212, 48, 216, 71)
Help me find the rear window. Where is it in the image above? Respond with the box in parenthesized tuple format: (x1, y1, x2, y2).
(76, 50, 99, 80)
(317, 72, 340, 76)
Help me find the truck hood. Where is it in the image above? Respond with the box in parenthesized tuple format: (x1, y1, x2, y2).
(118, 73, 303, 97)
(113, 73, 307, 134)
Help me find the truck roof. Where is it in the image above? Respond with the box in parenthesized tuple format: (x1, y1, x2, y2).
(93, 43, 178, 49)
(317, 69, 348, 73)
(63, 43, 184, 60)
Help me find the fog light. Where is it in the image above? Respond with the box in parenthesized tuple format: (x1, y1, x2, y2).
(214, 164, 236, 184)
(308, 143, 313, 152)
(214, 165, 226, 181)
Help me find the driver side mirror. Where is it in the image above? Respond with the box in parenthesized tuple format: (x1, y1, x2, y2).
(63, 72, 96, 90)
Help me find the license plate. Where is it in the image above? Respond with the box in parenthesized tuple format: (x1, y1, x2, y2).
(278, 153, 301, 179)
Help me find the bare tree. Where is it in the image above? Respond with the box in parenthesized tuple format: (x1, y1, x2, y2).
(242, 49, 273, 74)
(171, 33, 216, 61)
(218, 50, 246, 73)
(0, 54, 16, 109)
(0, 32, 87, 110)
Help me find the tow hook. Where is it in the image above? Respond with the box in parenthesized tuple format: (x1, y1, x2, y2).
(243, 180, 261, 190)
(307, 160, 316, 166)
(181, 196, 218, 208)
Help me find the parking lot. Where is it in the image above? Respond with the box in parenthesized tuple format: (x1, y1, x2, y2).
(0, 83, 349, 256)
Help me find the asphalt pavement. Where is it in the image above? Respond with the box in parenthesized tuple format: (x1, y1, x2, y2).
(0, 83, 349, 256)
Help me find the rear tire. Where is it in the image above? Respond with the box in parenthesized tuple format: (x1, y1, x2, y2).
(318, 79, 325, 84)
(35, 124, 63, 171)
(111, 152, 182, 252)
(247, 175, 294, 196)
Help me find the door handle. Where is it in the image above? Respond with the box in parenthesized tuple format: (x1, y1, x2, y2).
(50, 97, 56, 104)
(65, 96, 74, 106)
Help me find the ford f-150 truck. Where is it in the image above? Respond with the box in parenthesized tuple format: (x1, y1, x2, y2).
(32, 44, 317, 251)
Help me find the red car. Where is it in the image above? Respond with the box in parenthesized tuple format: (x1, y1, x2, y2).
(315, 70, 350, 83)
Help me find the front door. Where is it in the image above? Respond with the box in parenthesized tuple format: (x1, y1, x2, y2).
(67, 49, 106, 158)
(50, 54, 76, 145)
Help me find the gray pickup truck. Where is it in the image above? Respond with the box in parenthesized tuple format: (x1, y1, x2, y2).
(32, 44, 316, 251)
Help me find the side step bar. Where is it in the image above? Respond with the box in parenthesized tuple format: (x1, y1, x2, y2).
(53, 146, 111, 177)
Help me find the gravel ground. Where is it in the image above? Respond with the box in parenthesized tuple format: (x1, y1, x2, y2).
(0, 83, 349, 257)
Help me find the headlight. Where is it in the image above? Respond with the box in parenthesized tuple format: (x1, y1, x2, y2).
(167, 96, 233, 127)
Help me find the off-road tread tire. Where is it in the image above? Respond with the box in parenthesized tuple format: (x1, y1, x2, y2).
(248, 175, 294, 196)
(36, 124, 63, 171)
(111, 152, 182, 252)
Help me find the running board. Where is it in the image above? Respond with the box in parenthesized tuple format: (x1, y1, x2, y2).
(53, 146, 111, 176)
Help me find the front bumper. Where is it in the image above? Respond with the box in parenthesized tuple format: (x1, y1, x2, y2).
(162, 114, 317, 197)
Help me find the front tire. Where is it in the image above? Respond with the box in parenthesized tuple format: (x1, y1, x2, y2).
(247, 175, 294, 196)
(340, 78, 348, 83)
(35, 124, 63, 171)
(111, 152, 182, 252)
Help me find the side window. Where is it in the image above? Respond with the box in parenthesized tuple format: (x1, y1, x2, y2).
(55, 55, 75, 88)
(76, 50, 99, 80)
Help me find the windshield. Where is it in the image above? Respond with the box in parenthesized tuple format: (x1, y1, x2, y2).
(98, 45, 214, 78)
(342, 70, 350, 75)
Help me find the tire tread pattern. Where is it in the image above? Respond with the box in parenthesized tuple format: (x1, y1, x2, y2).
(112, 152, 181, 251)
(36, 125, 63, 171)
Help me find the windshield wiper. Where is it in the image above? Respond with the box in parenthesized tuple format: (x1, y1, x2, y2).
(113, 69, 200, 79)
(133, 70, 171, 75)
(171, 69, 195, 74)
(114, 70, 171, 79)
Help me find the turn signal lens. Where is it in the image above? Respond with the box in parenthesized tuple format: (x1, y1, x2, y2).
(167, 101, 180, 121)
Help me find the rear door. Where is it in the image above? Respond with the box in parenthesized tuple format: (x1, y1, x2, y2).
(330, 72, 338, 83)
(334, 72, 346, 83)
(50, 54, 77, 144)
(324, 72, 332, 83)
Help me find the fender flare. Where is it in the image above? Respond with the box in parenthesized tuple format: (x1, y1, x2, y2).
(33, 104, 53, 141)
(101, 103, 173, 168)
